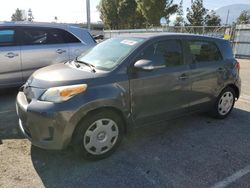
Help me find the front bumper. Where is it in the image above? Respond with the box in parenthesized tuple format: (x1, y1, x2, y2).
(16, 91, 75, 150)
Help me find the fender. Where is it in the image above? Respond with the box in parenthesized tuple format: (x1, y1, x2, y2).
(65, 81, 134, 141)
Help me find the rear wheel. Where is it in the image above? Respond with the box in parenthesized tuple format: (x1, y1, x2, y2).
(212, 87, 236, 119)
(73, 110, 124, 160)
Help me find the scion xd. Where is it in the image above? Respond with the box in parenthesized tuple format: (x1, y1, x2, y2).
(16, 34, 241, 160)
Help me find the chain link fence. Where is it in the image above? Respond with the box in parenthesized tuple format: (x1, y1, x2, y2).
(104, 26, 232, 39)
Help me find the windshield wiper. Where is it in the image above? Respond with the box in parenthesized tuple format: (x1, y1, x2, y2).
(74, 57, 96, 73)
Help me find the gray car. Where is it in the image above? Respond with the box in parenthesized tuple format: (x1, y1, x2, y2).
(16, 34, 241, 160)
(0, 22, 96, 88)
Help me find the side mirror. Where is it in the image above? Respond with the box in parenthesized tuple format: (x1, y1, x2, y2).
(134, 59, 154, 71)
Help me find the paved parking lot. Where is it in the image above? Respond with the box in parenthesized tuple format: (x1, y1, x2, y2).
(0, 60, 250, 188)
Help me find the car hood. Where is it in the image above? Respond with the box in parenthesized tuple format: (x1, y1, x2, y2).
(28, 63, 103, 88)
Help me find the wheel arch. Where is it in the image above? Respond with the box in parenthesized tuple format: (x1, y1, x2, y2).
(83, 106, 128, 132)
(226, 84, 240, 99)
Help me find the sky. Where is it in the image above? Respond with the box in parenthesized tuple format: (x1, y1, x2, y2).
(0, 0, 250, 23)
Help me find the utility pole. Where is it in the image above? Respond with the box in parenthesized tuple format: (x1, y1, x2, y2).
(86, 0, 91, 30)
(225, 9, 230, 26)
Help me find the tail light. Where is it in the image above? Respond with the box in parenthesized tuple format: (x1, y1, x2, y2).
(236, 60, 240, 74)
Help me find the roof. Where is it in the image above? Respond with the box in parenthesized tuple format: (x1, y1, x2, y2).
(112, 32, 226, 41)
(0, 21, 86, 30)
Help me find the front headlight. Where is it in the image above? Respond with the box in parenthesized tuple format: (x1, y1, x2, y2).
(40, 84, 87, 103)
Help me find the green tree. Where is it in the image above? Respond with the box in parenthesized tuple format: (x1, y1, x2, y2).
(134, 9, 147, 28)
(98, 0, 119, 29)
(186, 0, 207, 26)
(136, 0, 178, 27)
(11, 8, 26, 21)
(236, 10, 250, 24)
(117, 0, 137, 28)
(98, 0, 145, 29)
(165, 0, 178, 24)
(174, 0, 184, 26)
(205, 10, 221, 26)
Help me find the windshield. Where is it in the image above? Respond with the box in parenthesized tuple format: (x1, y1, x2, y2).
(77, 37, 145, 70)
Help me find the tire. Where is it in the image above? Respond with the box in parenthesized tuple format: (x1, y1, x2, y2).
(72, 110, 124, 160)
(212, 87, 236, 119)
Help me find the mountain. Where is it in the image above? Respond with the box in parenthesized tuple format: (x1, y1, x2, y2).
(215, 4, 250, 24)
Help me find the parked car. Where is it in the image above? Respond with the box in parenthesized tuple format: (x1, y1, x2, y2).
(0, 22, 96, 88)
(16, 33, 241, 160)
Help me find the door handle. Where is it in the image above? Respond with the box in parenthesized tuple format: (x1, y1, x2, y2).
(178, 73, 189, 80)
(5, 52, 18, 58)
(56, 49, 66, 54)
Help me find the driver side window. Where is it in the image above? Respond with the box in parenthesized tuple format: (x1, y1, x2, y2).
(138, 39, 183, 67)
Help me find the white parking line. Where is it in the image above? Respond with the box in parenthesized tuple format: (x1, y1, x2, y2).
(211, 165, 250, 188)
(0, 110, 15, 114)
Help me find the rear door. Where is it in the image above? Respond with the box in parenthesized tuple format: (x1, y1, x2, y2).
(19, 27, 70, 82)
(129, 39, 191, 125)
(0, 28, 22, 87)
(185, 39, 225, 111)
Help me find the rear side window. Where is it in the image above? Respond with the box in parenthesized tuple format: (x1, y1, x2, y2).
(188, 40, 222, 63)
(0, 29, 16, 46)
(48, 29, 65, 44)
(21, 27, 80, 45)
(139, 39, 183, 67)
(62, 30, 81, 43)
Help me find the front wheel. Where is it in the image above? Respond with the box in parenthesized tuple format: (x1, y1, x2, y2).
(212, 87, 236, 119)
(73, 110, 124, 160)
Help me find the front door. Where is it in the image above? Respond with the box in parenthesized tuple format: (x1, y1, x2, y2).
(129, 39, 191, 125)
(0, 28, 22, 87)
